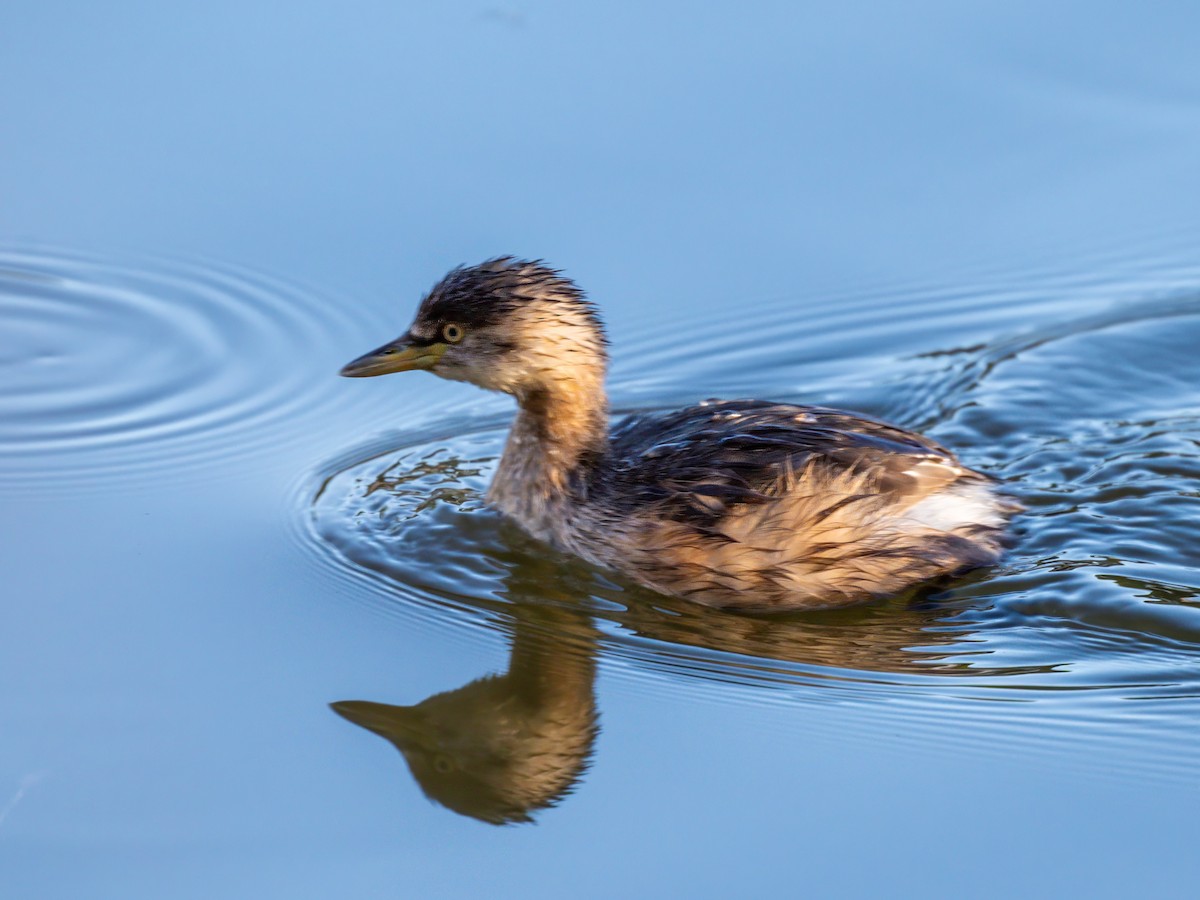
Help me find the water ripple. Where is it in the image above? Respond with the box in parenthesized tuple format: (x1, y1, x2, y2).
(0, 245, 379, 490)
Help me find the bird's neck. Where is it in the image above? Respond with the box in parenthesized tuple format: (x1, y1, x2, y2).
(488, 370, 608, 537)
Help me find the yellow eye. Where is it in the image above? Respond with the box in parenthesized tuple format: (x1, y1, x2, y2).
(442, 323, 464, 343)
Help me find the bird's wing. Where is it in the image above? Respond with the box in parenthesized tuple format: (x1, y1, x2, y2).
(604, 400, 981, 528)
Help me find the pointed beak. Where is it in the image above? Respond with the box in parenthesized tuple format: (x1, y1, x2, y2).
(339, 335, 448, 377)
(330, 700, 429, 746)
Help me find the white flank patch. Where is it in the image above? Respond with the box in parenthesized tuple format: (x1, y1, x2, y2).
(903, 483, 1005, 531)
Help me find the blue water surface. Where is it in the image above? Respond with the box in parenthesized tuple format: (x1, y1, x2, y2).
(2, 2, 1200, 898)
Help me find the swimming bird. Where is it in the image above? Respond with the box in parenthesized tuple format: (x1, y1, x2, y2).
(341, 258, 1013, 611)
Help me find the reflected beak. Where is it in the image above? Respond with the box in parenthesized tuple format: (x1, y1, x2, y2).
(331, 700, 429, 746)
(339, 336, 448, 377)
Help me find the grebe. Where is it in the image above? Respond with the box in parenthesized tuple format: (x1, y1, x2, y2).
(341, 258, 1012, 611)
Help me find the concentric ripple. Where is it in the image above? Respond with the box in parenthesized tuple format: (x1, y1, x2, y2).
(0, 245, 379, 490)
(299, 257, 1200, 757)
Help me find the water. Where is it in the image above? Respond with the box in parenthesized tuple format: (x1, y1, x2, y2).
(0, 248, 377, 489)
(3, 2, 1200, 898)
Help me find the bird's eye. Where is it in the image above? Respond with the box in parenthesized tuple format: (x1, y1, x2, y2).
(434, 754, 455, 774)
(442, 323, 464, 343)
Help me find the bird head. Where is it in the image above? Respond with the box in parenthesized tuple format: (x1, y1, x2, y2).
(340, 258, 608, 401)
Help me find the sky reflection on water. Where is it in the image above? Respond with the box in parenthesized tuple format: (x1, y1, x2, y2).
(3, 2, 1200, 898)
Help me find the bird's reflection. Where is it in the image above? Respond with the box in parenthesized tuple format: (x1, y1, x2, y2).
(329, 571, 1037, 825)
(332, 558, 599, 825)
